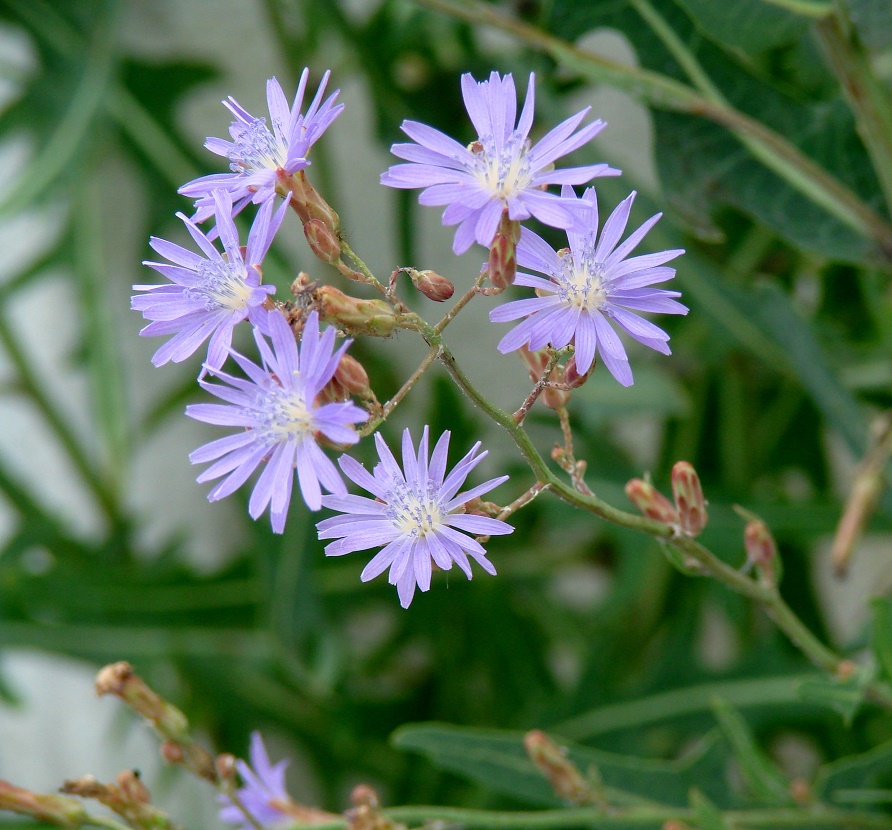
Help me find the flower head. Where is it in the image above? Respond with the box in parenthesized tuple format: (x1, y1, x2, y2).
(381, 71, 619, 255)
(180, 70, 343, 223)
(317, 427, 512, 608)
(218, 732, 291, 830)
(489, 186, 687, 386)
(132, 190, 288, 372)
(187, 309, 367, 529)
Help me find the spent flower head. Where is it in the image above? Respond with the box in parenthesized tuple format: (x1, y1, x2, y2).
(489, 186, 687, 386)
(381, 71, 619, 255)
(317, 427, 512, 608)
(133, 190, 288, 373)
(218, 732, 290, 830)
(180, 70, 343, 223)
(187, 309, 367, 530)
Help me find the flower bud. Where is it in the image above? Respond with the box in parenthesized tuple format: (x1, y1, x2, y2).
(350, 785, 379, 809)
(564, 355, 593, 388)
(542, 386, 570, 410)
(625, 479, 678, 524)
(279, 170, 340, 232)
(116, 770, 150, 804)
(409, 269, 454, 302)
(159, 741, 184, 765)
(671, 461, 707, 536)
(487, 233, 517, 290)
(95, 662, 189, 740)
(744, 519, 778, 587)
(215, 754, 237, 782)
(304, 218, 341, 264)
(316, 285, 397, 337)
(335, 354, 372, 398)
(0, 782, 89, 828)
(523, 730, 594, 805)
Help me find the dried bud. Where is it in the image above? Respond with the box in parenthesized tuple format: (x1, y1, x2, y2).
(350, 785, 379, 809)
(625, 479, 678, 524)
(0, 782, 89, 828)
(159, 741, 184, 765)
(523, 730, 594, 805)
(304, 218, 341, 265)
(744, 519, 777, 585)
(116, 770, 150, 804)
(409, 269, 454, 302)
(95, 663, 189, 740)
(671, 461, 707, 536)
(215, 754, 237, 782)
(316, 285, 397, 337)
(291, 271, 315, 298)
(564, 355, 593, 388)
(279, 170, 340, 232)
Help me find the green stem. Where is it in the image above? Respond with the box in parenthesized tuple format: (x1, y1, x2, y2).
(412, 0, 892, 259)
(815, 11, 892, 217)
(305, 804, 892, 829)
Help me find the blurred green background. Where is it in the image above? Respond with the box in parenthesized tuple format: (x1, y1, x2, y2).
(1, 0, 892, 823)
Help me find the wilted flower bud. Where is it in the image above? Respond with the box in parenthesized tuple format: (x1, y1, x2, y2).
(542, 385, 570, 410)
(304, 218, 342, 264)
(116, 770, 150, 804)
(279, 169, 340, 232)
(215, 753, 237, 782)
(159, 741, 184, 765)
(524, 730, 595, 805)
(671, 461, 707, 536)
(625, 479, 678, 524)
(0, 782, 90, 828)
(95, 662, 189, 740)
(409, 269, 454, 302)
(316, 285, 397, 337)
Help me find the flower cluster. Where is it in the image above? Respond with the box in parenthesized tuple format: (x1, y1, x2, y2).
(133, 67, 686, 606)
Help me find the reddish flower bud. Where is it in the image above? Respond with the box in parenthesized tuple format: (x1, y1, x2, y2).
(116, 770, 150, 804)
(671, 461, 707, 536)
(316, 285, 397, 337)
(744, 519, 777, 585)
(159, 741, 184, 765)
(564, 355, 594, 388)
(279, 169, 340, 232)
(542, 386, 570, 410)
(410, 269, 454, 302)
(304, 218, 341, 264)
(215, 753, 237, 781)
(488, 232, 517, 290)
(350, 785, 379, 809)
(625, 479, 678, 524)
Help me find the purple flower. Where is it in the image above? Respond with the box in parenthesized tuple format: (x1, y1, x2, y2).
(180, 70, 343, 223)
(187, 310, 367, 529)
(489, 186, 687, 387)
(218, 732, 291, 830)
(380, 71, 619, 255)
(317, 427, 512, 608)
(132, 190, 288, 372)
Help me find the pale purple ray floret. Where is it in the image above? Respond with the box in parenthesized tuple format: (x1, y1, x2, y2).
(180, 69, 343, 223)
(187, 309, 367, 530)
(317, 427, 512, 609)
(132, 189, 289, 373)
(380, 71, 620, 255)
(489, 185, 687, 387)
(218, 732, 291, 830)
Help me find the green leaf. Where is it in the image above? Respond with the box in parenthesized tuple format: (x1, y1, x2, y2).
(797, 670, 872, 725)
(674, 0, 809, 53)
(870, 597, 892, 683)
(816, 737, 892, 805)
(689, 789, 729, 830)
(711, 698, 793, 805)
(392, 723, 731, 808)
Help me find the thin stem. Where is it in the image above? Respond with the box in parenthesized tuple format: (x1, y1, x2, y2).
(359, 345, 441, 436)
(434, 269, 487, 334)
(412, 0, 892, 259)
(223, 790, 264, 830)
(339, 240, 388, 295)
(816, 11, 892, 216)
(513, 352, 561, 425)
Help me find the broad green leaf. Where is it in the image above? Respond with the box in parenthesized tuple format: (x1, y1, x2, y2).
(711, 698, 793, 805)
(393, 723, 731, 808)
